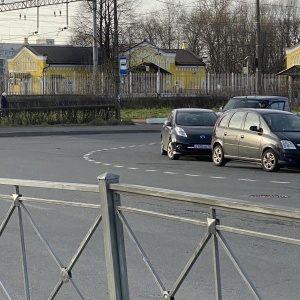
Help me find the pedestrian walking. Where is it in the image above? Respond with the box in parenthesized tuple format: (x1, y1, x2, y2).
(0, 92, 8, 117)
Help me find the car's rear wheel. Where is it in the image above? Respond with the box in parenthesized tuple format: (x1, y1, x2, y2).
(261, 149, 279, 172)
(167, 140, 179, 160)
(161, 138, 167, 155)
(212, 144, 226, 166)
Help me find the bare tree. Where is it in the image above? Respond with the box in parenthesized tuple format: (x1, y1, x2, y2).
(121, 0, 187, 49)
(69, 0, 300, 74)
(70, 0, 135, 65)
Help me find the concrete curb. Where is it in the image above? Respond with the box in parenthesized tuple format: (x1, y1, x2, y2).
(0, 124, 162, 138)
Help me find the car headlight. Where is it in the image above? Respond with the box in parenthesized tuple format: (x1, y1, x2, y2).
(281, 140, 296, 149)
(175, 127, 187, 137)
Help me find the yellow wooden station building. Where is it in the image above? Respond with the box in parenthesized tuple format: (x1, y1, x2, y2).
(7, 39, 206, 96)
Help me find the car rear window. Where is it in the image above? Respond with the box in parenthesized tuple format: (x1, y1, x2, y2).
(228, 112, 245, 129)
(176, 112, 217, 126)
(218, 113, 232, 127)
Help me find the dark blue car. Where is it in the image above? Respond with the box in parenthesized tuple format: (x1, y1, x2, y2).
(161, 108, 218, 160)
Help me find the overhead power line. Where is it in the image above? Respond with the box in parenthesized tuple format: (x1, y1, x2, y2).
(0, 0, 82, 12)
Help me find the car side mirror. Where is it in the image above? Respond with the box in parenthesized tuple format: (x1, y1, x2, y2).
(250, 125, 262, 132)
(164, 120, 171, 126)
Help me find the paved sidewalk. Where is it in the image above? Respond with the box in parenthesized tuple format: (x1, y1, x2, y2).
(0, 123, 162, 137)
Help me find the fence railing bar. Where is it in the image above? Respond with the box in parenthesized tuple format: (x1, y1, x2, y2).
(48, 281, 63, 300)
(20, 202, 64, 269)
(67, 213, 102, 271)
(0, 203, 16, 236)
(17, 204, 30, 300)
(216, 231, 262, 300)
(218, 225, 300, 246)
(117, 206, 207, 227)
(0, 195, 13, 201)
(169, 231, 211, 298)
(19, 196, 101, 209)
(0, 278, 14, 300)
(50, 270, 85, 300)
(211, 209, 222, 300)
(116, 210, 166, 295)
(110, 183, 300, 222)
(69, 278, 85, 300)
(0, 179, 98, 193)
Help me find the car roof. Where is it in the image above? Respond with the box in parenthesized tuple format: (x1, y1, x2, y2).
(232, 95, 288, 101)
(174, 108, 214, 113)
(225, 108, 293, 115)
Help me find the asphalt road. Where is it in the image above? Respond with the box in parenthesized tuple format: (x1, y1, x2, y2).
(0, 128, 300, 300)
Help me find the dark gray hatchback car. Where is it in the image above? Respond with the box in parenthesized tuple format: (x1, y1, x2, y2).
(211, 108, 300, 171)
(221, 95, 291, 112)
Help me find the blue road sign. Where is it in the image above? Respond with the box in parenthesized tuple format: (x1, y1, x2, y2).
(120, 56, 128, 75)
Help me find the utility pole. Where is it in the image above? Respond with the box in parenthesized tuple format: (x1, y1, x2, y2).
(256, 0, 262, 94)
(113, 0, 121, 121)
(92, 0, 99, 96)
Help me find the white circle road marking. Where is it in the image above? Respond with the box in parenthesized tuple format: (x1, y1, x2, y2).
(185, 174, 200, 177)
(271, 181, 291, 184)
(239, 179, 257, 182)
(83, 144, 294, 184)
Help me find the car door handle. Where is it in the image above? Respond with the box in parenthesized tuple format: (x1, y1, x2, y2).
(224, 132, 227, 136)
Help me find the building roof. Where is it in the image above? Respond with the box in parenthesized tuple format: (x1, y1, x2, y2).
(162, 48, 205, 67)
(277, 65, 300, 76)
(19, 42, 205, 68)
(25, 45, 96, 65)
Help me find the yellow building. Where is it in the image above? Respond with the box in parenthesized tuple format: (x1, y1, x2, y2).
(7, 39, 97, 95)
(277, 44, 300, 102)
(123, 40, 207, 95)
(7, 39, 207, 96)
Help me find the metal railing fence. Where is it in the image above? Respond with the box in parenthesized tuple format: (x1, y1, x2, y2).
(1, 72, 289, 98)
(1, 174, 300, 300)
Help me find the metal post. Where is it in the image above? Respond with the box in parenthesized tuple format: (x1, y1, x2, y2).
(15, 185, 30, 300)
(98, 173, 129, 300)
(255, 0, 262, 95)
(157, 67, 160, 95)
(93, 0, 99, 96)
(211, 208, 222, 300)
(113, 0, 121, 121)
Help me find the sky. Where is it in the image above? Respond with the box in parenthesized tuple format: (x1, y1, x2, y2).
(0, 0, 190, 45)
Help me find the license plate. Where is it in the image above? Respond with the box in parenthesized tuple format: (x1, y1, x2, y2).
(194, 144, 211, 149)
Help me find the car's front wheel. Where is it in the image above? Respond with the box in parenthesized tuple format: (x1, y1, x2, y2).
(261, 149, 279, 172)
(212, 144, 226, 166)
(167, 140, 179, 160)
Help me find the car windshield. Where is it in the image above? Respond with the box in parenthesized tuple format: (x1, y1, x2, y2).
(263, 113, 300, 131)
(176, 111, 217, 126)
(223, 98, 259, 111)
